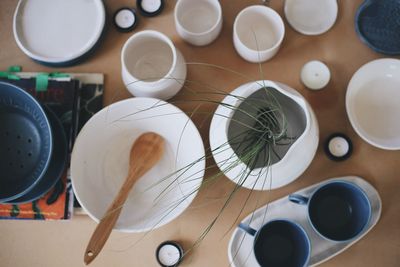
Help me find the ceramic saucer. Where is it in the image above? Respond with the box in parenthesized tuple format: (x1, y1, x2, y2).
(13, 0, 106, 66)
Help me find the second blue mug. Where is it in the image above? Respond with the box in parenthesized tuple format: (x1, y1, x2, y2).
(289, 180, 372, 242)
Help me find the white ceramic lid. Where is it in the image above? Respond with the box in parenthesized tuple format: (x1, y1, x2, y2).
(284, 0, 338, 35)
(13, 0, 105, 63)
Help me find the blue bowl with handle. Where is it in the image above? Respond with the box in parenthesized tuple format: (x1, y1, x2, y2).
(0, 82, 53, 202)
(355, 0, 400, 55)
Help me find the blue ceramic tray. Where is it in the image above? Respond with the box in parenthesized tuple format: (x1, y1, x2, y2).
(228, 176, 382, 267)
(355, 0, 400, 55)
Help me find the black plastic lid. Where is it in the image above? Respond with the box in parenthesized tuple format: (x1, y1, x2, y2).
(324, 133, 353, 161)
(155, 241, 183, 267)
(113, 7, 138, 32)
(137, 0, 164, 17)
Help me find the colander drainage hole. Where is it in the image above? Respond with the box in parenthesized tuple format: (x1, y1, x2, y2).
(28, 152, 32, 157)
(28, 138, 32, 143)
(17, 150, 21, 155)
(17, 135, 21, 139)
(20, 164, 24, 169)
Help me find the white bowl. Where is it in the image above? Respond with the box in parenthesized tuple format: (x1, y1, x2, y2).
(233, 5, 285, 63)
(209, 81, 319, 190)
(174, 0, 223, 46)
(284, 0, 338, 35)
(346, 58, 400, 150)
(71, 98, 205, 232)
(121, 30, 187, 100)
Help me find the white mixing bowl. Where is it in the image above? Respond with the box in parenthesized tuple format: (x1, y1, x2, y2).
(71, 98, 205, 232)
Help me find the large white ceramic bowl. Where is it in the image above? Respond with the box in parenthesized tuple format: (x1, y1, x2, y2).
(209, 80, 319, 190)
(71, 98, 205, 232)
(346, 58, 400, 150)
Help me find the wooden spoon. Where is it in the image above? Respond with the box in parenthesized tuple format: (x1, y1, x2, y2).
(84, 132, 165, 265)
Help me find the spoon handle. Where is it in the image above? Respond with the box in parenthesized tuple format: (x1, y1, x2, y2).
(83, 183, 131, 265)
(83, 132, 164, 265)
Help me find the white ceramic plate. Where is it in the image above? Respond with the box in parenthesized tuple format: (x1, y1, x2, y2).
(71, 98, 205, 232)
(13, 0, 105, 65)
(346, 58, 400, 150)
(284, 0, 338, 35)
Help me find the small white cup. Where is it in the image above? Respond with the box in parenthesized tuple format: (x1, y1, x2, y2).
(233, 5, 285, 63)
(121, 30, 187, 100)
(174, 0, 223, 46)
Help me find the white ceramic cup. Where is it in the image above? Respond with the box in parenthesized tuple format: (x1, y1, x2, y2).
(174, 0, 223, 46)
(233, 5, 285, 63)
(121, 30, 187, 100)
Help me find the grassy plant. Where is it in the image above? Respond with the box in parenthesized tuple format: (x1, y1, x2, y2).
(99, 60, 300, 266)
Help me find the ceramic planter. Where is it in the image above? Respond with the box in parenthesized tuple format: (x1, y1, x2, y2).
(209, 80, 319, 190)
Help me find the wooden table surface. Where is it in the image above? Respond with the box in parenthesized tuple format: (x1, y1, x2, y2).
(1, 0, 399, 266)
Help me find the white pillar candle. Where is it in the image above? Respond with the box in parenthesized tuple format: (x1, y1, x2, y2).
(300, 60, 331, 90)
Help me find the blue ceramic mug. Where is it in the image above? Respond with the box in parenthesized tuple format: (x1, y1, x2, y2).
(239, 219, 310, 267)
(289, 181, 371, 242)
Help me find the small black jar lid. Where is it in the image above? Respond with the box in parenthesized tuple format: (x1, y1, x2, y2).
(137, 0, 164, 17)
(113, 7, 138, 32)
(156, 241, 183, 267)
(324, 133, 353, 161)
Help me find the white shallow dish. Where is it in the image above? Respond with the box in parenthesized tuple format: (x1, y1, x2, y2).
(13, 0, 105, 66)
(346, 58, 400, 150)
(284, 0, 338, 35)
(71, 98, 205, 232)
(228, 176, 381, 267)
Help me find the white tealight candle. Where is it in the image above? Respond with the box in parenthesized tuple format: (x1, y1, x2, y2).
(157, 244, 181, 266)
(328, 136, 350, 157)
(300, 60, 331, 90)
(114, 8, 137, 32)
(141, 0, 162, 13)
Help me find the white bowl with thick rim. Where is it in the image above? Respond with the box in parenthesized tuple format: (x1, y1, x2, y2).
(233, 5, 285, 63)
(13, 0, 105, 66)
(71, 98, 205, 232)
(346, 58, 400, 150)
